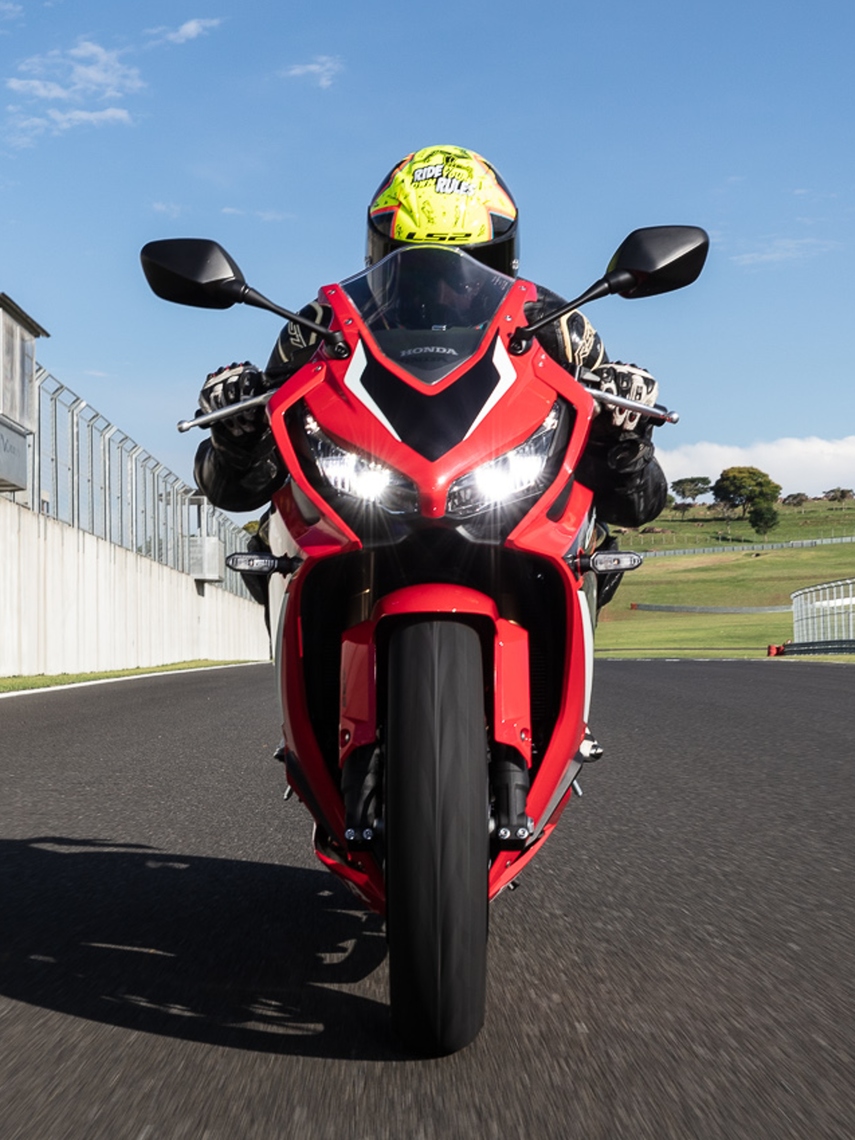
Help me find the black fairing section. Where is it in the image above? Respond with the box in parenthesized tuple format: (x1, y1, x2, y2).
(361, 336, 502, 461)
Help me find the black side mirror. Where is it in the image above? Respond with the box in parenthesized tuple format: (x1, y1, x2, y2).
(140, 238, 246, 309)
(606, 226, 709, 298)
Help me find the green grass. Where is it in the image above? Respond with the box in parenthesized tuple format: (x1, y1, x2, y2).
(623, 497, 855, 552)
(596, 543, 855, 658)
(0, 659, 259, 693)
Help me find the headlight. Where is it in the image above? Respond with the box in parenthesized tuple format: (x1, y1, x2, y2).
(302, 412, 419, 515)
(446, 402, 567, 519)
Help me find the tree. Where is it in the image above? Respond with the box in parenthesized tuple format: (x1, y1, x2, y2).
(712, 466, 782, 517)
(671, 476, 712, 505)
(782, 492, 808, 507)
(748, 501, 780, 536)
(823, 487, 854, 502)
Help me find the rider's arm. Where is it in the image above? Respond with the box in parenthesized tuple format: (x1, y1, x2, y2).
(524, 286, 607, 373)
(266, 300, 333, 380)
(194, 437, 283, 513)
(526, 285, 667, 528)
(193, 301, 333, 512)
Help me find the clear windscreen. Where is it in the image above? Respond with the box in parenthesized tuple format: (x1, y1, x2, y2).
(341, 246, 514, 384)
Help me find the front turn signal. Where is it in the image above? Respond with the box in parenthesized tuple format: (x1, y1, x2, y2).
(578, 550, 644, 574)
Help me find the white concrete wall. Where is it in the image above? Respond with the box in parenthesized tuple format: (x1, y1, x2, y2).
(1, 496, 270, 677)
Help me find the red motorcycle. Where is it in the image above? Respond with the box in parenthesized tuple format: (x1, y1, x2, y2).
(141, 226, 707, 1054)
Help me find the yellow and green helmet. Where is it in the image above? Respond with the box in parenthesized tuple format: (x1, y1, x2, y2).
(367, 145, 519, 276)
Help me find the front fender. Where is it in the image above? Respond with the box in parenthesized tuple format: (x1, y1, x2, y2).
(339, 584, 532, 768)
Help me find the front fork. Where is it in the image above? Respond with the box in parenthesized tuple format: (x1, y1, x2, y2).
(338, 584, 535, 854)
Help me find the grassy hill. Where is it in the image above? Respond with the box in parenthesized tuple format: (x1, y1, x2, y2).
(595, 526, 855, 659)
(622, 497, 855, 552)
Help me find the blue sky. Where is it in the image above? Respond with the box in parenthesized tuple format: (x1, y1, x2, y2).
(3, 0, 854, 505)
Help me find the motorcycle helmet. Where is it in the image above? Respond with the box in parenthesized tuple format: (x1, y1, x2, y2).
(367, 145, 519, 277)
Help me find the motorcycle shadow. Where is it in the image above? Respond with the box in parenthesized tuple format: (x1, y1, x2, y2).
(0, 836, 397, 1060)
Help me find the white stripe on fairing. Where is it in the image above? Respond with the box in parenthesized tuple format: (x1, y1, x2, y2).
(577, 588, 595, 722)
(341, 340, 401, 440)
(464, 337, 519, 440)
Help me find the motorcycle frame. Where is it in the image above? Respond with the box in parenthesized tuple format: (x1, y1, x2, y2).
(265, 274, 601, 912)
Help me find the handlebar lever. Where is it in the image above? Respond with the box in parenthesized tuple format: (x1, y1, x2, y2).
(577, 370, 679, 425)
(177, 390, 275, 433)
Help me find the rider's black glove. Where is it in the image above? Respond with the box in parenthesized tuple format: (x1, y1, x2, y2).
(590, 363, 658, 433)
(606, 431, 656, 476)
(198, 363, 268, 462)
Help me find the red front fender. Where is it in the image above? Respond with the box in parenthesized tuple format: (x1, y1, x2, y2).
(339, 584, 532, 768)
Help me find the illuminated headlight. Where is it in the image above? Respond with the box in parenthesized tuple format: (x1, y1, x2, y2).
(303, 413, 419, 514)
(446, 403, 565, 519)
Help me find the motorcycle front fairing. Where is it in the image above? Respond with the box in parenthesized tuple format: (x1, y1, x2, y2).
(264, 246, 599, 909)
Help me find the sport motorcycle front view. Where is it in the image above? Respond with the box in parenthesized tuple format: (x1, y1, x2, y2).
(141, 222, 708, 1054)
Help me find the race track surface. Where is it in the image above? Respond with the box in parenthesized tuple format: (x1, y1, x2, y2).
(1, 660, 852, 1139)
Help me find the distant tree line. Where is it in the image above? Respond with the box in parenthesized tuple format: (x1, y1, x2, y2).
(668, 468, 854, 537)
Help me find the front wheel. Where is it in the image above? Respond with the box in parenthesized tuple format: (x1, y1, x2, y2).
(385, 620, 489, 1055)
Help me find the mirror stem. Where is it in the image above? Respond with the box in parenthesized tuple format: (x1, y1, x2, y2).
(221, 280, 350, 358)
(509, 268, 638, 355)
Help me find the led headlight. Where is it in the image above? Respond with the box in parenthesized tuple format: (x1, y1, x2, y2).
(303, 412, 419, 515)
(446, 402, 566, 520)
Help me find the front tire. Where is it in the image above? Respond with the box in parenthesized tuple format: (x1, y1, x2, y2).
(385, 620, 489, 1055)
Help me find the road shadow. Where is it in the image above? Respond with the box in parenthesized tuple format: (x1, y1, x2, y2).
(0, 836, 397, 1059)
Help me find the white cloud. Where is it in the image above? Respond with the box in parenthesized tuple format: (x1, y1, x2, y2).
(282, 55, 343, 89)
(656, 436, 855, 498)
(11, 41, 145, 100)
(65, 40, 144, 97)
(48, 107, 131, 129)
(6, 78, 73, 100)
(0, 2, 22, 18)
(147, 19, 222, 45)
(731, 237, 840, 266)
(4, 39, 143, 144)
(153, 201, 182, 218)
(6, 105, 132, 143)
(220, 206, 292, 222)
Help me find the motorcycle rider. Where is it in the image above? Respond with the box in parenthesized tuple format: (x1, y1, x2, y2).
(195, 146, 668, 605)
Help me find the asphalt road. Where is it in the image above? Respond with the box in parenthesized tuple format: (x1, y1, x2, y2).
(1, 660, 852, 1140)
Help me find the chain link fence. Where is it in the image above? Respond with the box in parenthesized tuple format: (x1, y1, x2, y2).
(3, 365, 253, 598)
(791, 579, 855, 643)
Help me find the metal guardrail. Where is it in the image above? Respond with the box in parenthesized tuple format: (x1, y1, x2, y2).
(779, 640, 855, 656)
(644, 535, 855, 557)
(2, 366, 253, 598)
(630, 603, 790, 614)
(791, 579, 855, 644)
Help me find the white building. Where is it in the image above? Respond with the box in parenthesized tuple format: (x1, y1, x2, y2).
(0, 292, 49, 494)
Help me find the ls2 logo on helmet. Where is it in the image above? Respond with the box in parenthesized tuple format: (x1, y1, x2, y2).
(404, 232, 474, 242)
